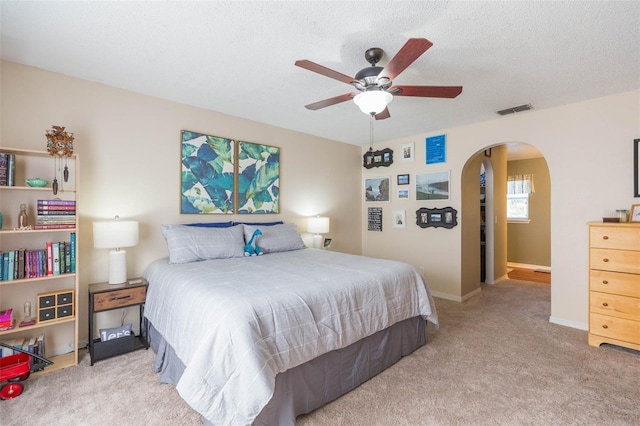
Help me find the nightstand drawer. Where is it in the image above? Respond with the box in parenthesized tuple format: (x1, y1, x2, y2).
(93, 286, 147, 312)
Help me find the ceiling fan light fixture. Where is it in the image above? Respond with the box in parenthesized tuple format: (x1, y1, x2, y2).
(353, 91, 392, 115)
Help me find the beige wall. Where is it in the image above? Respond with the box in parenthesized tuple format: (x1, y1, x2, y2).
(362, 89, 640, 329)
(1, 61, 362, 345)
(3, 59, 639, 337)
(507, 157, 551, 267)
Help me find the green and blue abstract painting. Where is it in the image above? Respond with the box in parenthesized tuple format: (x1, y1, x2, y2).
(237, 141, 280, 214)
(181, 130, 235, 214)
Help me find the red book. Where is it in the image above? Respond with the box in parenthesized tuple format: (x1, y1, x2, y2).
(46, 242, 53, 276)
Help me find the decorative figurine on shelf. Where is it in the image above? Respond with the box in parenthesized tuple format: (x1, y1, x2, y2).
(19, 301, 35, 327)
(17, 203, 29, 229)
(45, 125, 75, 195)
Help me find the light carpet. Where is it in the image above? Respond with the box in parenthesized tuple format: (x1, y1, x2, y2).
(2, 279, 639, 425)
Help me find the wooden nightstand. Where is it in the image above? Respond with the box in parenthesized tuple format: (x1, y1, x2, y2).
(88, 278, 149, 365)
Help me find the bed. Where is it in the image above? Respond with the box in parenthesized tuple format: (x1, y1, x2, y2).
(142, 223, 438, 425)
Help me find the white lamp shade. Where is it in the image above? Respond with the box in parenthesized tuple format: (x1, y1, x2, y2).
(93, 218, 139, 285)
(307, 216, 330, 234)
(353, 91, 393, 114)
(93, 219, 139, 249)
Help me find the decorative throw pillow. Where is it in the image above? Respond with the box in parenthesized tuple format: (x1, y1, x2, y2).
(243, 223, 305, 254)
(100, 323, 132, 341)
(161, 224, 245, 263)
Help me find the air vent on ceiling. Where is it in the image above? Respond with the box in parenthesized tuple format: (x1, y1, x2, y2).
(497, 103, 533, 116)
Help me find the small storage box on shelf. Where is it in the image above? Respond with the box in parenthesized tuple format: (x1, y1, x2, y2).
(588, 222, 640, 351)
(88, 278, 149, 365)
(37, 289, 74, 322)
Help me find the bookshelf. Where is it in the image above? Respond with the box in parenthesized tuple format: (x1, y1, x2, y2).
(0, 147, 79, 373)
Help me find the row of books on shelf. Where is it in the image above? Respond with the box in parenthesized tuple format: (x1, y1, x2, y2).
(0, 334, 46, 362)
(35, 199, 76, 230)
(0, 153, 16, 186)
(1, 234, 76, 281)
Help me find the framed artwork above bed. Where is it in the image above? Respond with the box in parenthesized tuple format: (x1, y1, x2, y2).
(180, 130, 280, 214)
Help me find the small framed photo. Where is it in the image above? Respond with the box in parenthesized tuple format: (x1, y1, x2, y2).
(323, 238, 332, 249)
(392, 210, 406, 228)
(397, 189, 410, 199)
(631, 204, 640, 222)
(397, 174, 410, 185)
(401, 142, 414, 162)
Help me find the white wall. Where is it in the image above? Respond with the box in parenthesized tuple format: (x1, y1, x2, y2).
(362, 89, 640, 329)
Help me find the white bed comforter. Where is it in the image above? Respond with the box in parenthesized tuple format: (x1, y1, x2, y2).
(143, 249, 438, 425)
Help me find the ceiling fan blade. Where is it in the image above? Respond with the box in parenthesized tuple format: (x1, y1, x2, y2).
(391, 85, 463, 98)
(295, 60, 357, 85)
(377, 38, 433, 81)
(304, 92, 356, 110)
(375, 107, 390, 120)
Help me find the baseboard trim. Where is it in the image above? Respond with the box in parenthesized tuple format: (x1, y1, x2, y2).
(508, 262, 551, 272)
(431, 287, 483, 303)
(549, 316, 588, 331)
(430, 291, 462, 302)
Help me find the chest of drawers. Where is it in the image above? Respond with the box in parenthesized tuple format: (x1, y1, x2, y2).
(588, 222, 640, 351)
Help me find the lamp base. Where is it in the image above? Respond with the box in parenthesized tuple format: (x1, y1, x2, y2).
(312, 234, 323, 249)
(108, 249, 128, 284)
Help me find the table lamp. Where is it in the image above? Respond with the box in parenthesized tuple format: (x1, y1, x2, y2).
(93, 216, 139, 284)
(307, 216, 330, 249)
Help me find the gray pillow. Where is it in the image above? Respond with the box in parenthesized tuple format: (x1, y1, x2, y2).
(161, 224, 245, 263)
(243, 223, 306, 254)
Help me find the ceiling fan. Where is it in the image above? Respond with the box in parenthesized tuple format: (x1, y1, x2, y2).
(295, 38, 463, 120)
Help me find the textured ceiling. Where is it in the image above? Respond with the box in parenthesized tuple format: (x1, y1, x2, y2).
(1, 1, 639, 146)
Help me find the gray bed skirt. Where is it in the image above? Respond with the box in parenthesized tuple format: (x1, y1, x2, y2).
(148, 317, 427, 426)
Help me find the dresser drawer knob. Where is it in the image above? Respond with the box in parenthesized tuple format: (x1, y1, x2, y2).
(602, 324, 608, 329)
(602, 236, 609, 240)
(602, 280, 608, 284)
(602, 302, 608, 307)
(602, 258, 609, 263)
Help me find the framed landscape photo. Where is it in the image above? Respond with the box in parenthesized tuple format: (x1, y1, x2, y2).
(364, 176, 390, 202)
(397, 174, 410, 185)
(416, 170, 450, 200)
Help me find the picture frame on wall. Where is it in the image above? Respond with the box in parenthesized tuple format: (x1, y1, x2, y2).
(634, 138, 639, 197)
(365, 176, 390, 202)
(237, 141, 280, 214)
(416, 207, 458, 229)
(426, 134, 446, 165)
(181, 130, 235, 214)
(416, 170, 450, 201)
(401, 143, 414, 162)
(397, 174, 410, 185)
(397, 189, 410, 199)
(392, 210, 406, 228)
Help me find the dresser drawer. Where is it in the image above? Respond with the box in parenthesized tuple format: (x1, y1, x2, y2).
(590, 292, 640, 321)
(590, 248, 640, 274)
(589, 270, 640, 297)
(589, 313, 640, 344)
(93, 286, 147, 312)
(590, 226, 640, 251)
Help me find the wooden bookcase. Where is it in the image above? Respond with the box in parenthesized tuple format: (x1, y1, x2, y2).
(0, 147, 79, 374)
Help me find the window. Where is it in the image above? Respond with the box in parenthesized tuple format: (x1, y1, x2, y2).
(507, 193, 529, 220)
(507, 174, 534, 222)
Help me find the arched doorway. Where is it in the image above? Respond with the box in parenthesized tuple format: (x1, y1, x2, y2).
(460, 143, 550, 297)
